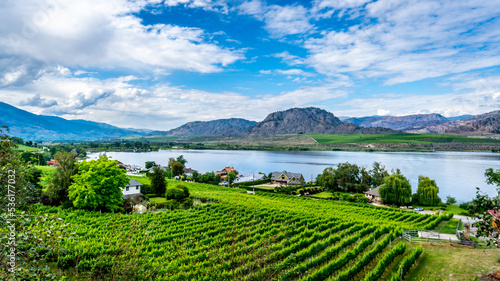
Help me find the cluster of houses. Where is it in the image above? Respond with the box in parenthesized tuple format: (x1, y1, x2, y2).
(47, 157, 384, 204)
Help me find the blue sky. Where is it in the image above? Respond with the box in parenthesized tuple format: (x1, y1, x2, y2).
(0, 0, 499, 130)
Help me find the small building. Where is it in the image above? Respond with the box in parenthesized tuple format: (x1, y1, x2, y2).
(184, 167, 197, 177)
(364, 187, 381, 203)
(271, 172, 305, 186)
(46, 159, 58, 167)
(122, 179, 142, 197)
(215, 167, 238, 179)
(234, 173, 266, 184)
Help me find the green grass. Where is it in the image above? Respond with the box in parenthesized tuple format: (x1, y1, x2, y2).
(16, 144, 41, 152)
(306, 133, 500, 144)
(127, 175, 151, 185)
(406, 243, 500, 280)
(149, 197, 167, 204)
(34, 165, 56, 173)
(436, 218, 463, 234)
(309, 191, 334, 199)
(444, 204, 469, 215)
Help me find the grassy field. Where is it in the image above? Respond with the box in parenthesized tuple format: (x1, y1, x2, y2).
(127, 175, 151, 185)
(149, 197, 167, 204)
(34, 165, 56, 173)
(15, 144, 41, 152)
(406, 243, 500, 280)
(436, 218, 464, 234)
(307, 133, 500, 144)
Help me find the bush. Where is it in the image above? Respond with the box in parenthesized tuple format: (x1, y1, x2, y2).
(200, 197, 207, 203)
(141, 183, 154, 194)
(182, 197, 193, 209)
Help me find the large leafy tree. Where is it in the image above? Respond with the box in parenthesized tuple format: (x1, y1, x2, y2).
(316, 162, 371, 193)
(176, 155, 188, 166)
(227, 171, 237, 187)
(172, 161, 184, 177)
(44, 151, 78, 206)
(370, 162, 390, 187)
(68, 156, 128, 212)
(148, 165, 167, 195)
(415, 175, 441, 206)
(469, 168, 500, 246)
(379, 174, 412, 206)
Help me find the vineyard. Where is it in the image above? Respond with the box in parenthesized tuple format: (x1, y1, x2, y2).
(23, 182, 448, 280)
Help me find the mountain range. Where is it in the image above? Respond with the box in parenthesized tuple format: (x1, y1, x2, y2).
(1, 101, 499, 141)
(0, 102, 158, 141)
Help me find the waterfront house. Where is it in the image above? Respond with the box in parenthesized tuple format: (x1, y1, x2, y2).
(271, 172, 305, 185)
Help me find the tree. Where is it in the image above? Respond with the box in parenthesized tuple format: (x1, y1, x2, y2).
(0, 125, 34, 209)
(192, 170, 200, 182)
(316, 162, 370, 193)
(415, 175, 441, 206)
(148, 165, 167, 195)
(165, 183, 192, 209)
(145, 161, 156, 169)
(469, 168, 500, 246)
(379, 174, 412, 206)
(176, 155, 188, 166)
(370, 162, 389, 187)
(172, 161, 184, 177)
(446, 195, 457, 205)
(68, 156, 129, 212)
(44, 150, 78, 206)
(227, 171, 237, 187)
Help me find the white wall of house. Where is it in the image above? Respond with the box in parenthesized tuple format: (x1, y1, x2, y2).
(121, 185, 141, 196)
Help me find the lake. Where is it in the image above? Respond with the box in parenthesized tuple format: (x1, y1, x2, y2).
(87, 149, 500, 202)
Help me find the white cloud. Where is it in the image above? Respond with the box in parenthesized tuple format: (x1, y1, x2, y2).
(238, 1, 313, 37)
(1, 71, 347, 130)
(276, 69, 315, 77)
(0, 0, 242, 74)
(304, 0, 500, 84)
(272, 51, 305, 66)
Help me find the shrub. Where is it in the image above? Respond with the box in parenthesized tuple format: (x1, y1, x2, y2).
(200, 197, 207, 203)
(182, 197, 193, 209)
(141, 183, 154, 194)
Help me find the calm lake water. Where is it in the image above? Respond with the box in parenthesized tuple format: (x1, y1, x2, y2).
(87, 150, 500, 202)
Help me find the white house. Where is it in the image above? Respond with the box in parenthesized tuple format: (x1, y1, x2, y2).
(122, 179, 143, 197)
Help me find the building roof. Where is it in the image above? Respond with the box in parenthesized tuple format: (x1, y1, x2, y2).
(364, 187, 380, 197)
(127, 179, 143, 186)
(271, 172, 303, 181)
(184, 167, 196, 173)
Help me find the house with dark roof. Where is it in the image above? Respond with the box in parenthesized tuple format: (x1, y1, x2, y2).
(121, 179, 143, 197)
(364, 187, 381, 203)
(184, 167, 197, 177)
(271, 172, 305, 185)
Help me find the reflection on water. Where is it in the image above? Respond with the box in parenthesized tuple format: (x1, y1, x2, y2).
(87, 150, 500, 202)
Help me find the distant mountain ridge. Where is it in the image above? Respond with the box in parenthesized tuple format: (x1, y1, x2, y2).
(0, 102, 159, 141)
(159, 118, 257, 137)
(247, 107, 395, 135)
(344, 113, 448, 131)
(412, 110, 500, 134)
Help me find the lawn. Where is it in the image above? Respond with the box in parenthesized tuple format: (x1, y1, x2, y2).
(35, 165, 56, 173)
(436, 218, 464, 234)
(406, 244, 500, 280)
(309, 191, 334, 199)
(149, 197, 167, 204)
(16, 144, 41, 152)
(127, 175, 151, 185)
(306, 133, 500, 144)
(444, 204, 469, 216)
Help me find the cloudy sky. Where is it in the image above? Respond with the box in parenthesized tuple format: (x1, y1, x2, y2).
(1, 0, 500, 130)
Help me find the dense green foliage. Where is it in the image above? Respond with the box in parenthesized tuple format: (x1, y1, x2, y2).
(415, 175, 441, 206)
(379, 174, 412, 206)
(148, 165, 167, 195)
(68, 156, 129, 211)
(317, 162, 389, 193)
(44, 151, 78, 206)
(468, 168, 500, 246)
